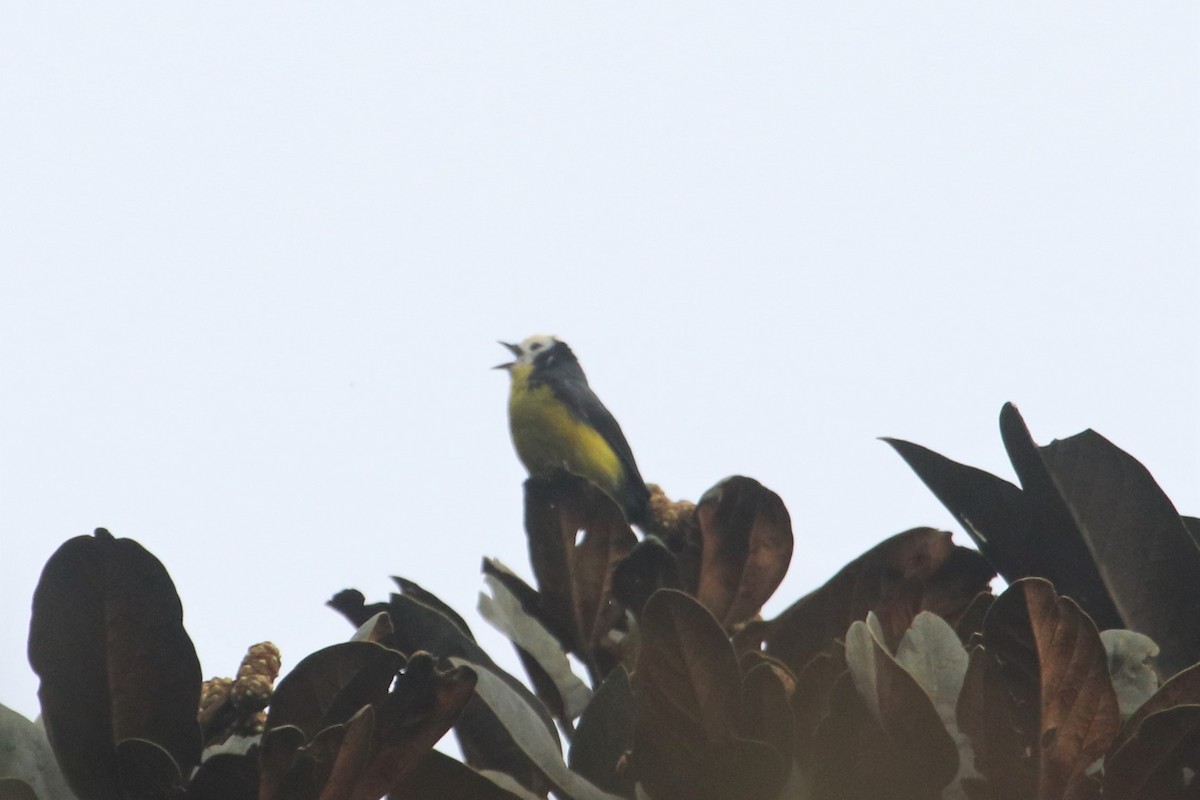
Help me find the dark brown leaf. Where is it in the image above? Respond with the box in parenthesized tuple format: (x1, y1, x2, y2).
(348, 654, 478, 800)
(968, 578, 1120, 800)
(610, 537, 683, 615)
(790, 647, 845, 768)
(1103, 705, 1200, 800)
(998, 404, 1124, 630)
(632, 590, 787, 800)
(739, 662, 794, 760)
(1036, 426, 1200, 677)
(957, 642, 1038, 800)
(569, 667, 636, 798)
(693, 477, 793, 630)
(384, 591, 556, 794)
(392, 577, 475, 640)
(761, 528, 993, 671)
(327, 590, 390, 629)
(885, 436, 1043, 585)
(524, 473, 637, 679)
(265, 642, 405, 741)
(28, 529, 202, 800)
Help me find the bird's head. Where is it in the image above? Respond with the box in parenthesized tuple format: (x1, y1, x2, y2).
(494, 334, 563, 372)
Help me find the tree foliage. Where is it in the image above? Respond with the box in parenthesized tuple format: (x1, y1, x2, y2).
(4, 402, 1200, 800)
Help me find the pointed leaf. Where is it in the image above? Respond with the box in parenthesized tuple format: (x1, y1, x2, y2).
(999, 404, 1124, 629)
(449, 659, 625, 800)
(28, 529, 201, 800)
(1036, 427, 1200, 676)
(392, 577, 475, 640)
(114, 738, 183, 799)
(479, 570, 592, 719)
(694, 477, 793, 629)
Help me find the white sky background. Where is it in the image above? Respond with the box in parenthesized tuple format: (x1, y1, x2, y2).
(2, 4, 1197, 721)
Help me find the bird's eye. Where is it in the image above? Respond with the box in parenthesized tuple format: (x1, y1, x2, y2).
(530, 342, 543, 351)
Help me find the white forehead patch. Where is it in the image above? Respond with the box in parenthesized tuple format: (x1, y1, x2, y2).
(516, 334, 559, 364)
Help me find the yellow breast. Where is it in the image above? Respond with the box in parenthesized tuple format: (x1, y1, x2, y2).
(507, 365, 624, 494)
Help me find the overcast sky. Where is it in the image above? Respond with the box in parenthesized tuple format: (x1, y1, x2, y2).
(2, 4, 1197, 722)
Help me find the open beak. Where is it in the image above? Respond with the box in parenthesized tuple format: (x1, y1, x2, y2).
(493, 340, 521, 370)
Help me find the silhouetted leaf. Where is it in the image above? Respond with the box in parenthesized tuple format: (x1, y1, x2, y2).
(450, 659, 624, 800)
(1103, 705, 1200, 800)
(350, 654, 478, 799)
(762, 528, 993, 671)
(999, 404, 1124, 630)
(694, 477, 793, 629)
(0, 703, 76, 800)
(1183, 516, 1200, 549)
(1036, 426, 1200, 677)
(1101, 630, 1160, 720)
(953, 592, 994, 643)
(384, 591, 555, 794)
(611, 537, 683, 615)
(326, 590, 390, 629)
(569, 668, 635, 798)
(524, 473, 637, 679)
(393, 577, 475, 640)
(632, 590, 787, 800)
(885, 436, 1041, 585)
(311, 705, 373, 800)
(479, 568, 592, 720)
(265, 642, 405, 741)
(28, 529, 201, 800)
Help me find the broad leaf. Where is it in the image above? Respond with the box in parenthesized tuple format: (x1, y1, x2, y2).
(632, 590, 787, 800)
(694, 476, 793, 629)
(524, 473, 637, 679)
(28, 529, 201, 800)
(265, 642, 405, 741)
(450, 659, 624, 800)
(1109, 661, 1200, 756)
(1103, 705, 1200, 800)
(1036, 425, 1200, 676)
(762, 527, 993, 671)
(479, 566, 592, 720)
(390, 751, 534, 800)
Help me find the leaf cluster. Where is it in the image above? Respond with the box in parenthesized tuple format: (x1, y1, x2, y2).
(4, 403, 1200, 800)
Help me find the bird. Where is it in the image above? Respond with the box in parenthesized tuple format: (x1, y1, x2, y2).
(496, 334, 650, 525)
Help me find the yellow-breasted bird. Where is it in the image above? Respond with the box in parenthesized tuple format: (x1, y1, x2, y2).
(496, 334, 650, 524)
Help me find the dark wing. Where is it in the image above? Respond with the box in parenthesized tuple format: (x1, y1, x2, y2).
(550, 373, 650, 519)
